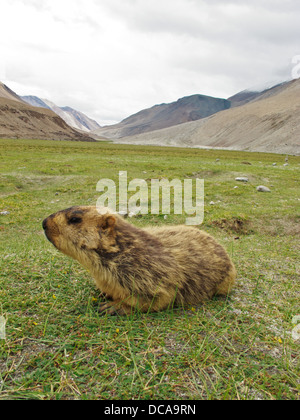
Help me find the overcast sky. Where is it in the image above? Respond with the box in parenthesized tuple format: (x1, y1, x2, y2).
(1, 0, 300, 125)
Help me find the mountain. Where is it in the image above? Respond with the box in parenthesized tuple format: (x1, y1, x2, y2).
(228, 80, 291, 108)
(114, 79, 300, 155)
(93, 94, 231, 139)
(21, 96, 52, 110)
(0, 82, 26, 103)
(22, 96, 101, 132)
(0, 84, 95, 142)
(60, 106, 101, 132)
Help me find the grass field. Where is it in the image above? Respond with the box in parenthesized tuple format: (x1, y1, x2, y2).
(0, 138, 299, 400)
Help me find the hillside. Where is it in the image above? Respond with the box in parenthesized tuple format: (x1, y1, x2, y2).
(115, 79, 300, 155)
(228, 81, 291, 108)
(22, 96, 101, 132)
(0, 96, 95, 142)
(0, 82, 25, 103)
(94, 94, 231, 139)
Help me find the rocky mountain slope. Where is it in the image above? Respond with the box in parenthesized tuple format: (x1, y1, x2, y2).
(94, 94, 231, 139)
(0, 82, 25, 103)
(228, 81, 291, 108)
(22, 96, 101, 132)
(0, 85, 95, 142)
(115, 79, 300, 155)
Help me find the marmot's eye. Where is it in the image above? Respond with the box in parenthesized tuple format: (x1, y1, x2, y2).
(69, 217, 82, 225)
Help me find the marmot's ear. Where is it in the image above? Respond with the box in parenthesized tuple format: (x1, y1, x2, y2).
(102, 215, 116, 232)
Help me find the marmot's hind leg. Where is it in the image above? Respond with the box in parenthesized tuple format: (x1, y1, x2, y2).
(215, 266, 236, 296)
(98, 291, 112, 300)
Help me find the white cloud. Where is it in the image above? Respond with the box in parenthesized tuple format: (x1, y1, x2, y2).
(1, 0, 300, 125)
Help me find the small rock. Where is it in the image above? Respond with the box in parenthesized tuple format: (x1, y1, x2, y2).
(292, 316, 300, 341)
(257, 186, 271, 193)
(210, 201, 215, 205)
(118, 211, 128, 217)
(0, 211, 10, 216)
(292, 315, 300, 324)
(292, 324, 300, 341)
(164, 215, 168, 220)
(129, 212, 138, 218)
(235, 177, 249, 183)
(215, 159, 220, 162)
(283, 163, 289, 167)
(273, 163, 277, 166)
(234, 186, 238, 189)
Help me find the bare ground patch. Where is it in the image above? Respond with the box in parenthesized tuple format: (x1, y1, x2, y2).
(210, 217, 253, 235)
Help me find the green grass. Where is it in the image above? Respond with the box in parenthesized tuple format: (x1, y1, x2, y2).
(0, 138, 299, 400)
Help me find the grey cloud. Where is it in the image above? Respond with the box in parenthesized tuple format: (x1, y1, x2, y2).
(2, 0, 300, 124)
(101, 0, 300, 37)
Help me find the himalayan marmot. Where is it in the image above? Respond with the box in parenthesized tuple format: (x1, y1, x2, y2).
(43, 206, 236, 315)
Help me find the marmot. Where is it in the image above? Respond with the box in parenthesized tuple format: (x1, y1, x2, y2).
(43, 206, 236, 315)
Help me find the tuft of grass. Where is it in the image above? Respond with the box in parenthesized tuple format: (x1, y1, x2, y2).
(0, 138, 299, 400)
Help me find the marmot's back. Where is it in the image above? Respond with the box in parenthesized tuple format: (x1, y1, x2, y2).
(145, 225, 236, 305)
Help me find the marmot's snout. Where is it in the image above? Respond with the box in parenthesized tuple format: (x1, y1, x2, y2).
(42, 216, 53, 244)
(42, 217, 48, 231)
(42, 214, 60, 247)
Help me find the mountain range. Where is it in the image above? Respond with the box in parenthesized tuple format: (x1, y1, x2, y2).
(0, 82, 95, 142)
(114, 79, 300, 155)
(21, 96, 101, 132)
(0, 78, 299, 154)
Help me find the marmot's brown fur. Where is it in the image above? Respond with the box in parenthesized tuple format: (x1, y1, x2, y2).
(43, 206, 236, 315)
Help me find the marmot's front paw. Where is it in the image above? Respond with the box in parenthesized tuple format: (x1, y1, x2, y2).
(98, 302, 117, 315)
(98, 291, 112, 300)
(98, 302, 132, 316)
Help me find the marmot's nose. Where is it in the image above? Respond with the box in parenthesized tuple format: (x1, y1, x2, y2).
(42, 218, 48, 230)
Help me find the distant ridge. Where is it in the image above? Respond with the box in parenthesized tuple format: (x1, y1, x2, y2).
(22, 96, 101, 132)
(0, 82, 25, 103)
(93, 94, 231, 139)
(228, 81, 291, 108)
(21, 96, 52, 110)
